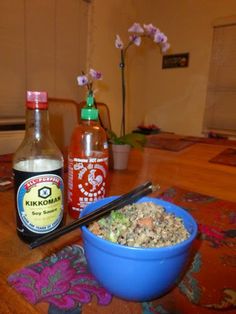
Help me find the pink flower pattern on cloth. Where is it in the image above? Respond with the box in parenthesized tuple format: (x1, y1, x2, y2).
(8, 245, 112, 313)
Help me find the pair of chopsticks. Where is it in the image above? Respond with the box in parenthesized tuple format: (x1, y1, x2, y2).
(30, 181, 159, 249)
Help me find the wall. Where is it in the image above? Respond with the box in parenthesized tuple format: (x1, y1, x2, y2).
(1, 0, 236, 138)
(87, 0, 236, 136)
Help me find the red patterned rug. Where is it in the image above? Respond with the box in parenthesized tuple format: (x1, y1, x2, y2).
(146, 136, 195, 151)
(209, 148, 236, 167)
(185, 136, 236, 147)
(151, 186, 236, 314)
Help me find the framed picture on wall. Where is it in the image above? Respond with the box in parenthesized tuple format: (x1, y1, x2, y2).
(162, 53, 189, 69)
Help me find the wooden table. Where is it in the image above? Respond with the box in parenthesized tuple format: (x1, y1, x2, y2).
(1, 142, 236, 313)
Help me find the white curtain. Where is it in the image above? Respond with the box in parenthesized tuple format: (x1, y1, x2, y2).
(0, 0, 89, 121)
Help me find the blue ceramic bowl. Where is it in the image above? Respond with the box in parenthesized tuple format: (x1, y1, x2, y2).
(81, 197, 198, 301)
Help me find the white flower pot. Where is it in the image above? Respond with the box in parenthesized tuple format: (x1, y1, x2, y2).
(111, 144, 131, 170)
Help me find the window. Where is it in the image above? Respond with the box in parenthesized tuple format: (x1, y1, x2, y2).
(203, 21, 236, 135)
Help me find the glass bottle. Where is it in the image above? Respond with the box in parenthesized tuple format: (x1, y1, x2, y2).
(68, 94, 109, 219)
(13, 91, 64, 243)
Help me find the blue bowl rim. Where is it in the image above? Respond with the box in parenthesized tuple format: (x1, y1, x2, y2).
(81, 196, 198, 253)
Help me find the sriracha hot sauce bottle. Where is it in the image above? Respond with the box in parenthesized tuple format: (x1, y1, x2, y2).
(13, 91, 64, 243)
(68, 94, 109, 219)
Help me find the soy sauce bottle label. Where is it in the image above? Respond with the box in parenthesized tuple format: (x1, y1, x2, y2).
(68, 157, 108, 213)
(15, 171, 64, 234)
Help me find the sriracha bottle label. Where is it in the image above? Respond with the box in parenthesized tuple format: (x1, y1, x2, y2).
(68, 156, 108, 217)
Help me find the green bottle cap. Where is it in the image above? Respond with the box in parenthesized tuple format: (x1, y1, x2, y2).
(81, 94, 98, 120)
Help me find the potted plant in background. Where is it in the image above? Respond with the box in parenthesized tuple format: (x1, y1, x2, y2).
(109, 22, 170, 169)
(107, 129, 146, 170)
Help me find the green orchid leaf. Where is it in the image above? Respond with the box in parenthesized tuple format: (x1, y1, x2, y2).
(107, 130, 146, 149)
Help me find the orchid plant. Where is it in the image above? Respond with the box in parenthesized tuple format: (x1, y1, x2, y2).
(115, 22, 170, 136)
(77, 68, 103, 98)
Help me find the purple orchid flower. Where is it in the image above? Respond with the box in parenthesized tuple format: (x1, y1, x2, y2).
(161, 42, 171, 53)
(76, 68, 103, 96)
(143, 23, 159, 36)
(128, 22, 144, 33)
(129, 34, 141, 46)
(115, 34, 124, 49)
(89, 68, 102, 80)
(77, 75, 88, 86)
(154, 31, 168, 44)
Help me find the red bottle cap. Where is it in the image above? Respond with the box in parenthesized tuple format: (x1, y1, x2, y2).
(26, 91, 48, 109)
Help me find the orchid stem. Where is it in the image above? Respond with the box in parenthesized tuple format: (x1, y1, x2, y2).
(120, 49, 126, 137)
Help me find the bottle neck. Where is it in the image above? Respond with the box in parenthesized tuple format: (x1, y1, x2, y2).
(81, 117, 99, 125)
(25, 108, 50, 140)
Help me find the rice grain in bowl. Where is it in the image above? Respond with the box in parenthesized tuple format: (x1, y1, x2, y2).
(88, 201, 190, 248)
(81, 196, 198, 301)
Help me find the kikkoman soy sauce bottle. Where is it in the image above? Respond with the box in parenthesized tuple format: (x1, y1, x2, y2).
(13, 91, 64, 243)
(68, 93, 109, 219)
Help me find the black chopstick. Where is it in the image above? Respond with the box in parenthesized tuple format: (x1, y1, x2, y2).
(29, 181, 158, 249)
